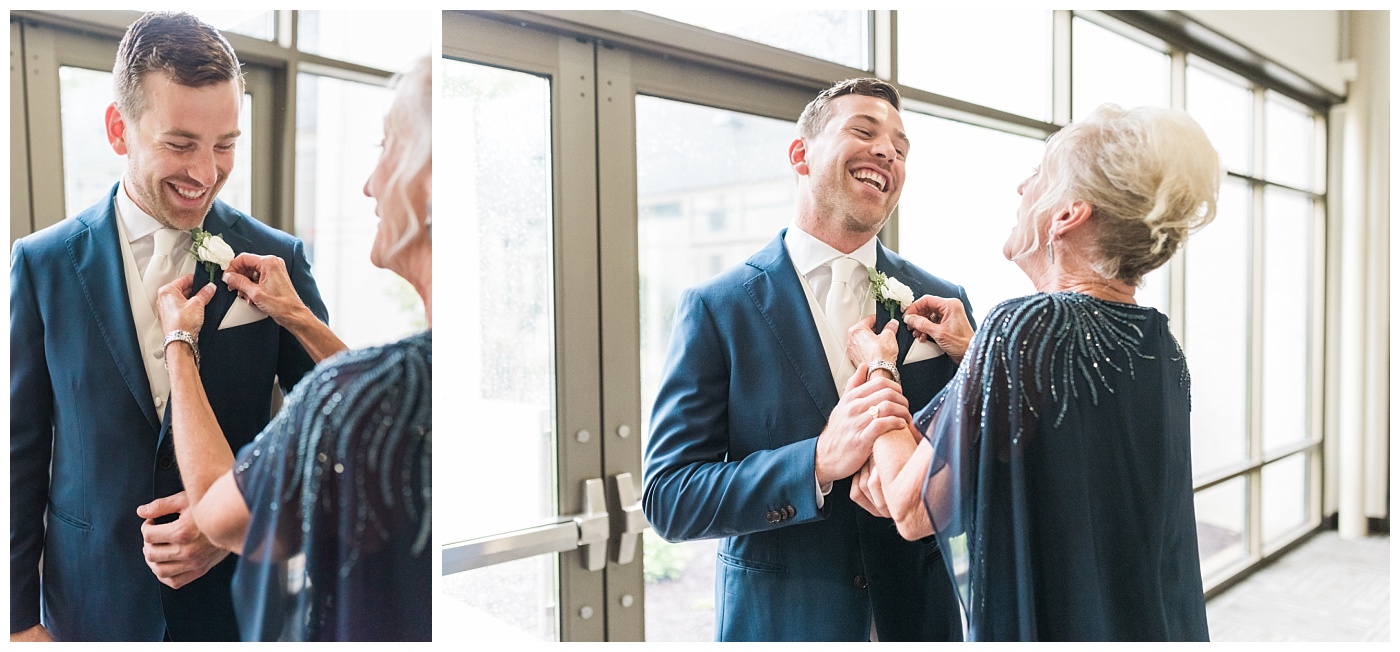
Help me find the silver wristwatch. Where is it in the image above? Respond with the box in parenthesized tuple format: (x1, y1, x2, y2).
(162, 329, 201, 369)
(866, 359, 900, 383)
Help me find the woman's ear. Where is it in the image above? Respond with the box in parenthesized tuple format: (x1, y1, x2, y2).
(1055, 200, 1094, 235)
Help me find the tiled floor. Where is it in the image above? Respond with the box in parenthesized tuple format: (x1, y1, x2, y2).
(1206, 531, 1390, 641)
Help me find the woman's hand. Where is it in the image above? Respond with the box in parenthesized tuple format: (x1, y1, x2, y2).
(846, 314, 900, 371)
(156, 275, 216, 336)
(226, 253, 347, 364)
(903, 295, 974, 363)
(222, 253, 310, 328)
(850, 459, 889, 518)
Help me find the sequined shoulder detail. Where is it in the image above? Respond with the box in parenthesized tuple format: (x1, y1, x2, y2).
(970, 293, 1177, 431)
(235, 330, 433, 568)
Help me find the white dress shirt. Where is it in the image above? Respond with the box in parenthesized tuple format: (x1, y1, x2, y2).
(783, 224, 878, 508)
(113, 181, 200, 420)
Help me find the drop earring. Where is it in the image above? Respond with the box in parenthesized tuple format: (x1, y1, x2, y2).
(1045, 230, 1055, 264)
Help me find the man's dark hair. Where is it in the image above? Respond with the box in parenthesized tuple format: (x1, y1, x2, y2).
(113, 11, 244, 121)
(797, 78, 902, 140)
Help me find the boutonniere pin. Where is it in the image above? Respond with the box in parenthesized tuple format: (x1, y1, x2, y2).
(867, 267, 914, 317)
(190, 228, 234, 281)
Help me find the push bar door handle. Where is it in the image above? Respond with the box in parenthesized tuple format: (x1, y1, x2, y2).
(442, 477, 609, 575)
(576, 477, 610, 571)
(612, 472, 649, 565)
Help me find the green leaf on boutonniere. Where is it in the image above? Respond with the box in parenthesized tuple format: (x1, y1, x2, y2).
(189, 228, 234, 286)
(866, 267, 906, 318)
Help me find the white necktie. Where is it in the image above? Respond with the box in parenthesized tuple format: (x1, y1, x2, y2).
(143, 228, 183, 307)
(825, 257, 866, 351)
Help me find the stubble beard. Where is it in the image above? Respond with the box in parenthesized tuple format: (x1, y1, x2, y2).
(134, 175, 222, 231)
(813, 172, 892, 240)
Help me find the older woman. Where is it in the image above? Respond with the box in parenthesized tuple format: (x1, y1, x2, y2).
(846, 104, 1220, 641)
(153, 56, 431, 641)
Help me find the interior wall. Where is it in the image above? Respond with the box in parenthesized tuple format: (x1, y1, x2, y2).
(1352, 11, 1389, 522)
(1183, 10, 1346, 96)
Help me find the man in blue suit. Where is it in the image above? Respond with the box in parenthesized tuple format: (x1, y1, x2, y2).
(644, 79, 973, 641)
(9, 13, 326, 641)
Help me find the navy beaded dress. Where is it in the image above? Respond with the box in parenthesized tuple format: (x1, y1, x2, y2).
(913, 294, 1208, 641)
(230, 330, 431, 641)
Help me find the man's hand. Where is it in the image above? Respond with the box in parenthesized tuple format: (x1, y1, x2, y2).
(9, 624, 54, 642)
(846, 315, 899, 370)
(136, 491, 230, 589)
(849, 458, 890, 518)
(222, 253, 309, 328)
(814, 364, 914, 486)
(155, 275, 216, 336)
(903, 295, 974, 363)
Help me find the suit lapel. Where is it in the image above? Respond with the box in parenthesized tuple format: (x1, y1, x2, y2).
(744, 231, 840, 417)
(67, 192, 161, 432)
(195, 203, 247, 344)
(876, 245, 916, 366)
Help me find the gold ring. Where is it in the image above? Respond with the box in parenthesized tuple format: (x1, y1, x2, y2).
(867, 405, 880, 419)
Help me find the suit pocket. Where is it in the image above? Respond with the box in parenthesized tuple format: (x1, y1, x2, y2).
(47, 500, 92, 530)
(717, 551, 785, 574)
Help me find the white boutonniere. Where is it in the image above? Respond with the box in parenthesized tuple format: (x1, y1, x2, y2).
(867, 267, 914, 317)
(189, 228, 234, 281)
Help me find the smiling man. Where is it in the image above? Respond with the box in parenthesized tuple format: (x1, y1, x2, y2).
(9, 12, 326, 641)
(643, 78, 974, 641)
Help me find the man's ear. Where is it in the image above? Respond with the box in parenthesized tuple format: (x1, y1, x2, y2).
(1055, 200, 1094, 235)
(789, 137, 809, 176)
(105, 103, 129, 156)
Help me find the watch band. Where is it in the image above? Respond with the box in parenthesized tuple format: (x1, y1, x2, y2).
(162, 329, 200, 369)
(866, 359, 900, 384)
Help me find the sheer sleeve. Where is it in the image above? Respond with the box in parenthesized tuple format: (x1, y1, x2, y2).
(914, 296, 1049, 624)
(230, 331, 432, 641)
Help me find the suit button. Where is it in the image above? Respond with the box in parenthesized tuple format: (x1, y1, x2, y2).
(853, 574, 868, 590)
(765, 510, 780, 523)
(784, 505, 795, 519)
(158, 455, 175, 469)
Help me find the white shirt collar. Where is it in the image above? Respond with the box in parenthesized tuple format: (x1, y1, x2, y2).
(784, 223, 879, 277)
(115, 179, 203, 242)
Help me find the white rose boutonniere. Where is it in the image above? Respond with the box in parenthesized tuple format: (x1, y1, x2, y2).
(190, 228, 234, 281)
(867, 267, 914, 317)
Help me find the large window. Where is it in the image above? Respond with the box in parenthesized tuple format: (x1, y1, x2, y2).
(898, 10, 1053, 121)
(644, 10, 870, 69)
(898, 113, 1041, 312)
(1182, 53, 1325, 580)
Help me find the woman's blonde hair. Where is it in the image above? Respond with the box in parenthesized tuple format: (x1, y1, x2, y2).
(1018, 104, 1221, 286)
(379, 55, 432, 262)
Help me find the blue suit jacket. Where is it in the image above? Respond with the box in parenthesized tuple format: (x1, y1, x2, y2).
(643, 230, 974, 641)
(9, 184, 327, 641)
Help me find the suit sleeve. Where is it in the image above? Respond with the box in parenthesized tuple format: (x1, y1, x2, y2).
(9, 240, 53, 633)
(642, 288, 825, 543)
(276, 238, 329, 393)
(958, 283, 977, 331)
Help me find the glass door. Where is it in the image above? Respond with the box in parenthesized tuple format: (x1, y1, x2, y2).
(439, 13, 816, 641)
(593, 44, 814, 641)
(630, 96, 797, 641)
(436, 13, 616, 642)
